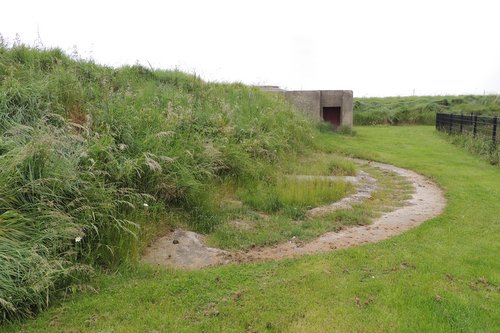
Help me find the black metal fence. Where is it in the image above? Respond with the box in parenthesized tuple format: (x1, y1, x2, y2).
(436, 113, 498, 147)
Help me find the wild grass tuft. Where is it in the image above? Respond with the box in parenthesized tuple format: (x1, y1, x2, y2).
(327, 158, 356, 176)
(0, 43, 323, 322)
(441, 131, 499, 165)
(238, 178, 352, 219)
(284, 153, 357, 176)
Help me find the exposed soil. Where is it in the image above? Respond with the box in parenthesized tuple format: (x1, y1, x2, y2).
(141, 160, 446, 269)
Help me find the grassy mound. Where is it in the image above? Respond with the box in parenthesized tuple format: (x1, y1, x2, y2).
(0, 45, 317, 321)
(354, 95, 500, 125)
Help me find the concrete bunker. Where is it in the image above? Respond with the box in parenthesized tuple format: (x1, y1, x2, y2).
(259, 87, 353, 128)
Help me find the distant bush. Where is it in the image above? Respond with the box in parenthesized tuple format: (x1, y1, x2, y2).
(354, 95, 500, 125)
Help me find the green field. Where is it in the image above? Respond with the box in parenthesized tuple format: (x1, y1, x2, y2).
(4, 126, 499, 332)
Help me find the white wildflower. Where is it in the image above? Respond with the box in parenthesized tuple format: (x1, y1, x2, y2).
(75, 236, 82, 243)
(143, 203, 149, 207)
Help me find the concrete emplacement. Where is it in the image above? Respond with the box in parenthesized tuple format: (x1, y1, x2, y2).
(259, 87, 353, 128)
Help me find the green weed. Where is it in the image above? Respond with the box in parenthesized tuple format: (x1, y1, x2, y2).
(328, 158, 356, 176)
(238, 177, 352, 217)
(0, 44, 320, 322)
(284, 152, 356, 176)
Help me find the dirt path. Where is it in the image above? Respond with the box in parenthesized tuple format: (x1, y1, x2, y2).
(141, 160, 446, 269)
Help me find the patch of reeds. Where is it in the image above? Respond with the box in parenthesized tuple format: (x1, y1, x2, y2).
(354, 95, 500, 125)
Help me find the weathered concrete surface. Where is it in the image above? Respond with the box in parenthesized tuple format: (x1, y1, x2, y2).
(283, 90, 322, 120)
(283, 90, 354, 127)
(341, 90, 354, 127)
(257, 85, 285, 93)
(320, 90, 344, 108)
(141, 230, 230, 269)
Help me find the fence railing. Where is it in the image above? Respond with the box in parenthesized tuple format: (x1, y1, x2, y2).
(436, 113, 498, 147)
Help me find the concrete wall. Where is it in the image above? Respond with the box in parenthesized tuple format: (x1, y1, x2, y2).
(259, 87, 354, 128)
(320, 90, 344, 107)
(340, 90, 353, 127)
(284, 91, 322, 121)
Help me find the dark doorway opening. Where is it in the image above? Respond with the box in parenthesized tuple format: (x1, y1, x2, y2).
(323, 107, 341, 126)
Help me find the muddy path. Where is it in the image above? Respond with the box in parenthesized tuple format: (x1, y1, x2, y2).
(141, 160, 446, 269)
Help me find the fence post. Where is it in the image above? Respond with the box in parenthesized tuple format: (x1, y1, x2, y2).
(493, 116, 498, 147)
(460, 113, 464, 133)
(473, 114, 477, 138)
(449, 114, 453, 133)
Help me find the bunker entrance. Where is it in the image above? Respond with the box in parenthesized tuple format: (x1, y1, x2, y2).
(323, 107, 341, 126)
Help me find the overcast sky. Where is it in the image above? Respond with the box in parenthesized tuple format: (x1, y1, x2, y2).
(2, 0, 500, 97)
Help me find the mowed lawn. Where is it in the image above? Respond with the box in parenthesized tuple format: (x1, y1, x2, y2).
(3, 126, 499, 333)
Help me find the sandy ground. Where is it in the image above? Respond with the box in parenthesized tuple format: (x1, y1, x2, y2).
(141, 160, 446, 269)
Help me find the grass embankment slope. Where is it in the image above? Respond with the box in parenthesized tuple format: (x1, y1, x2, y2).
(5, 126, 499, 332)
(0, 46, 320, 322)
(355, 95, 500, 125)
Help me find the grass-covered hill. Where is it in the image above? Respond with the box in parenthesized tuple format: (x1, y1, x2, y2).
(0, 45, 318, 321)
(354, 95, 500, 125)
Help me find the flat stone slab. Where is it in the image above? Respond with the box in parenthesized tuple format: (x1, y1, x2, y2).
(141, 229, 229, 269)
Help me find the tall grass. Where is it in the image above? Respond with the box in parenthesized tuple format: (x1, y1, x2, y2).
(0, 44, 317, 322)
(283, 152, 356, 176)
(441, 131, 499, 165)
(354, 95, 500, 125)
(238, 177, 352, 219)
